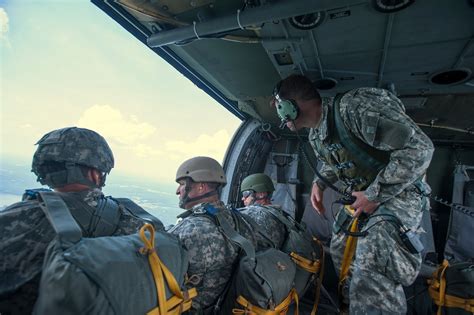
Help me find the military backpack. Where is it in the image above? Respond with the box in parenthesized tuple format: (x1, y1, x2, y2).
(33, 191, 196, 315)
(193, 204, 299, 315)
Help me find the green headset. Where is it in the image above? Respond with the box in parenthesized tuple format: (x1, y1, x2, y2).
(273, 80, 300, 124)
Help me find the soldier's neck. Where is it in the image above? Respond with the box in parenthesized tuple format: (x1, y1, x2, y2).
(255, 199, 272, 206)
(55, 184, 93, 193)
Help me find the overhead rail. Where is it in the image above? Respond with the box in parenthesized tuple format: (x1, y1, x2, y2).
(147, 0, 325, 47)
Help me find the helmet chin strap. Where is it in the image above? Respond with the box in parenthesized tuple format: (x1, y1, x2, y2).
(179, 179, 218, 209)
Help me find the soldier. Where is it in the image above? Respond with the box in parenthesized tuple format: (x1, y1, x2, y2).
(239, 173, 286, 249)
(169, 156, 256, 314)
(0, 127, 155, 314)
(271, 74, 434, 314)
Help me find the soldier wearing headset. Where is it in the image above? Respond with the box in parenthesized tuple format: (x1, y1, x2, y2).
(271, 74, 433, 315)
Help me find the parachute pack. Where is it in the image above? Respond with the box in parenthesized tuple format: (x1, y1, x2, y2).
(260, 205, 324, 297)
(194, 204, 323, 315)
(33, 191, 196, 315)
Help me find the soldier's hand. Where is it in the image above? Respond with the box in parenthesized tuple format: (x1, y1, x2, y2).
(311, 183, 326, 215)
(351, 191, 379, 217)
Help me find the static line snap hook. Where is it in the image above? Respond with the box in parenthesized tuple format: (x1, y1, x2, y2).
(237, 9, 245, 30)
(193, 21, 201, 40)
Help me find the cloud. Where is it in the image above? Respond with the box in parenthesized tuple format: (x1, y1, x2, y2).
(134, 143, 164, 158)
(77, 105, 156, 146)
(0, 8, 8, 41)
(165, 129, 231, 162)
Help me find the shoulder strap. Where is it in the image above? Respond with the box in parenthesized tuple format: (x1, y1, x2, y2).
(91, 197, 122, 236)
(193, 205, 256, 259)
(333, 93, 387, 171)
(239, 211, 276, 248)
(113, 197, 164, 230)
(214, 211, 256, 259)
(261, 206, 295, 231)
(59, 193, 120, 237)
(38, 191, 82, 248)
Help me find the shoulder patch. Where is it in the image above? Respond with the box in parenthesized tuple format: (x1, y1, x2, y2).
(375, 117, 414, 149)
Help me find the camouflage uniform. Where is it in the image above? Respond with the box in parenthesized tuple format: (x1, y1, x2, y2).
(240, 204, 286, 250)
(309, 88, 434, 314)
(0, 189, 146, 314)
(169, 201, 256, 312)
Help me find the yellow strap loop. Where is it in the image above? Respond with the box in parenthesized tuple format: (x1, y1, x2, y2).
(147, 288, 198, 315)
(232, 288, 299, 315)
(290, 252, 321, 273)
(338, 207, 359, 304)
(428, 260, 474, 314)
(429, 287, 474, 313)
(139, 224, 196, 315)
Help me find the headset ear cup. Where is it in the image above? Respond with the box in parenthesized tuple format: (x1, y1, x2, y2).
(276, 99, 299, 121)
(290, 100, 300, 120)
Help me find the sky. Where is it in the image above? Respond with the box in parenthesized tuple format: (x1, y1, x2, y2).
(0, 0, 242, 184)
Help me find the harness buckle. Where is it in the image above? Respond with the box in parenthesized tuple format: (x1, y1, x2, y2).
(192, 207, 207, 215)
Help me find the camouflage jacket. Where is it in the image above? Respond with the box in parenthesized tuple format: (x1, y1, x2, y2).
(310, 88, 434, 203)
(0, 189, 146, 314)
(240, 204, 286, 250)
(169, 201, 257, 311)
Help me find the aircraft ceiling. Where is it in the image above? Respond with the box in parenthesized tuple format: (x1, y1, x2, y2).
(93, 0, 474, 144)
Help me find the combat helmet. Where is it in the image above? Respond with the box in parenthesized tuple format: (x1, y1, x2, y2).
(176, 156, 227, 184)
(241, 173, 275, 193)
(32, 127, 114, 188)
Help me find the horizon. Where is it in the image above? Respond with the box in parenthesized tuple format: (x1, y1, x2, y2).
(0, 156, 183, 225)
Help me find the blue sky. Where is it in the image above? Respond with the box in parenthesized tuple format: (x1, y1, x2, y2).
(0, 1, 241, 183)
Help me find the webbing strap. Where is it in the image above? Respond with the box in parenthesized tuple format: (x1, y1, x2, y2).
(429, 288, 474, 314)
(262, 206, 295, 231)
(233, 288, 299, 315)
(289, 253, 320, 273)
(338, 208, 359, 304)
(333, 94, 387, 172)
(428, 260, 474, 314)
(38, 191, 82, 248)
(58, 193, 122, 237)
(89, 197, 121, 236)
(139, 224, 196, 315)
(214, 212, 256, 259)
